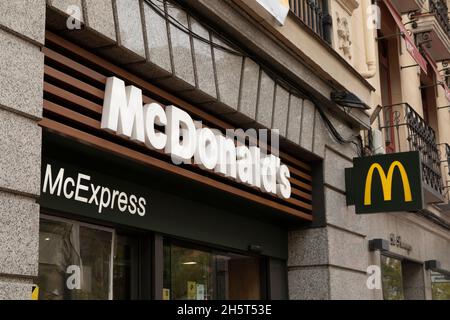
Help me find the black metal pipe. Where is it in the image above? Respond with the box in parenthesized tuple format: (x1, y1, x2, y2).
(321, 0, 332, 45)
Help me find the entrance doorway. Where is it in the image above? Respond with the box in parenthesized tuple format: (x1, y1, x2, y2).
(163, 241, 265, 300)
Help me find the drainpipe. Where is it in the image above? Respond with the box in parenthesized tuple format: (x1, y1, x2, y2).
(322, 0, 333, 45)
(360, 0, 377, 78)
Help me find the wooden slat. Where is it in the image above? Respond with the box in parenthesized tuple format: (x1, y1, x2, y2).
(39, 117, 313, 221)
(44, 47, 107, 84)
(45, 49, 157, 106)
(44, 65, 104, 100)
(279, 153, 311, 172)
(44, 82, 102, 115)
(290, 177, 313, 191)
(291, 188, 313, 201)
(43, 100, 313, 212)
(44, 99, 99, 129)
(45, 31, 312, 173)
(45, 32, 232, 128)
(288, 165, 312, 181)
(44, 74, 155, 114)
(285, 197, 312, 211)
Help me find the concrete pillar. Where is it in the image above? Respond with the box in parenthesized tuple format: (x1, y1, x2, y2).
(402, 261, 426, 300)
(0, 0, 45, 300)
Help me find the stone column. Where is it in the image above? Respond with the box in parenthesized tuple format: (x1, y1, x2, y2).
(0, 1, 45, 300)
(402, 261, 426, 300)
(288, 110, 374, 300)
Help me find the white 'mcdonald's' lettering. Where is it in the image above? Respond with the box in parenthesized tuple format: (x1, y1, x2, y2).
(100, 77, 291, 199)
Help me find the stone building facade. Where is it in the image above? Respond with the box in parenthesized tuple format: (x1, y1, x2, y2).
(0, 0, 449, 300)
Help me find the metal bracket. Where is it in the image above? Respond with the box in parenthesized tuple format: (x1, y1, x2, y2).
(401, 64, 419, 70)
(375, 32, 403, 41)
(416, 31, 433, 48)
(419, 82, 444, 89)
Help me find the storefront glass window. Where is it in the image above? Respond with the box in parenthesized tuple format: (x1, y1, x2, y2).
(163, 242, 262, 300)
(431, 271, 450, 300)
(381, 255, 404, 300)
(38, 217, 113, 300)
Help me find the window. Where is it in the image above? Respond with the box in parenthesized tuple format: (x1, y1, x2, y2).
(163, 241, 263, 300)
(381, 256, 404, 300)
(38, 217, 113, 299)
(37, 216, 140, 300)
(431, 271, 450, 300)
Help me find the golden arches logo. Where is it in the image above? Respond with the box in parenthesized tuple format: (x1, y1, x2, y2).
(364, 161, 413, 206)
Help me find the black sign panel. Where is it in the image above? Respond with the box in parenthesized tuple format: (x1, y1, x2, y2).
(41, 158, 150, 218)
(345, 151, 423, 214)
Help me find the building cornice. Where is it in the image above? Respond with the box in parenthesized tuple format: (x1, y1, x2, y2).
(335, 0, 360, 15)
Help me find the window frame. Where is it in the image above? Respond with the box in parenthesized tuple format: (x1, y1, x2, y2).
(162, 237, 268, 300)
(40, 214, 116, 300)
(380, 254, 405, 300)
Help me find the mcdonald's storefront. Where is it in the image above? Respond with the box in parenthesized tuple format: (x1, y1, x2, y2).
(3, 0, 450, 301)
(32, 31, 320, 300)
(35, 32, 450, 300)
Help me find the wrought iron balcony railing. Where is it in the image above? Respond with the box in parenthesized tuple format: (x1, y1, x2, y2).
(429, 0, 450, 38)
(445, 143, 450, 175)
(288, 0, 332, 44)
(437, 142, 450, 202)
(373, 103, 443, 198)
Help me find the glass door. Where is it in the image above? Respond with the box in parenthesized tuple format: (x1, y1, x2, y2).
(381, 255, 404, 300)
(163, 241, 264, 300)
(431, 271, 450, 300)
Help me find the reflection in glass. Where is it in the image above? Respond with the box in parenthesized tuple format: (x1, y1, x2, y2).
(163, 242, 261, 300)
(381, 256, 404, 300)
(38, 218, 113, 300)
(431, 271, 450, 300)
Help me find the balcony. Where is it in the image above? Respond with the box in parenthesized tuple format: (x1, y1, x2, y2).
(288, 0, 331, 43)
(441, 142, 450, 193)
(411, 0, 450, 61)
(370, 103, 444, 203)
(391, 0, 426, 14)
(436, 143, 450, 211)
(429, 0, 450, 36)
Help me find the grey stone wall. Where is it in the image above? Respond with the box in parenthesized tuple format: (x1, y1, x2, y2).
(288, 111, 378, 300)
(0, 1, 45, 300)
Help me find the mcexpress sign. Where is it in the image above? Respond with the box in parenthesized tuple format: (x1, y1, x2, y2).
(101, 77, 292, 199)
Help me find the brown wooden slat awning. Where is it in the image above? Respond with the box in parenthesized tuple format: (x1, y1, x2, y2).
(41, 31, 315, 222)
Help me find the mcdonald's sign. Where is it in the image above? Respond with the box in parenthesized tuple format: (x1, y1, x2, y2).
(345, 151, 423, 214)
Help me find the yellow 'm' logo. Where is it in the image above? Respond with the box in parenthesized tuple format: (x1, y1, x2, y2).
(364, 161, 413, 206)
